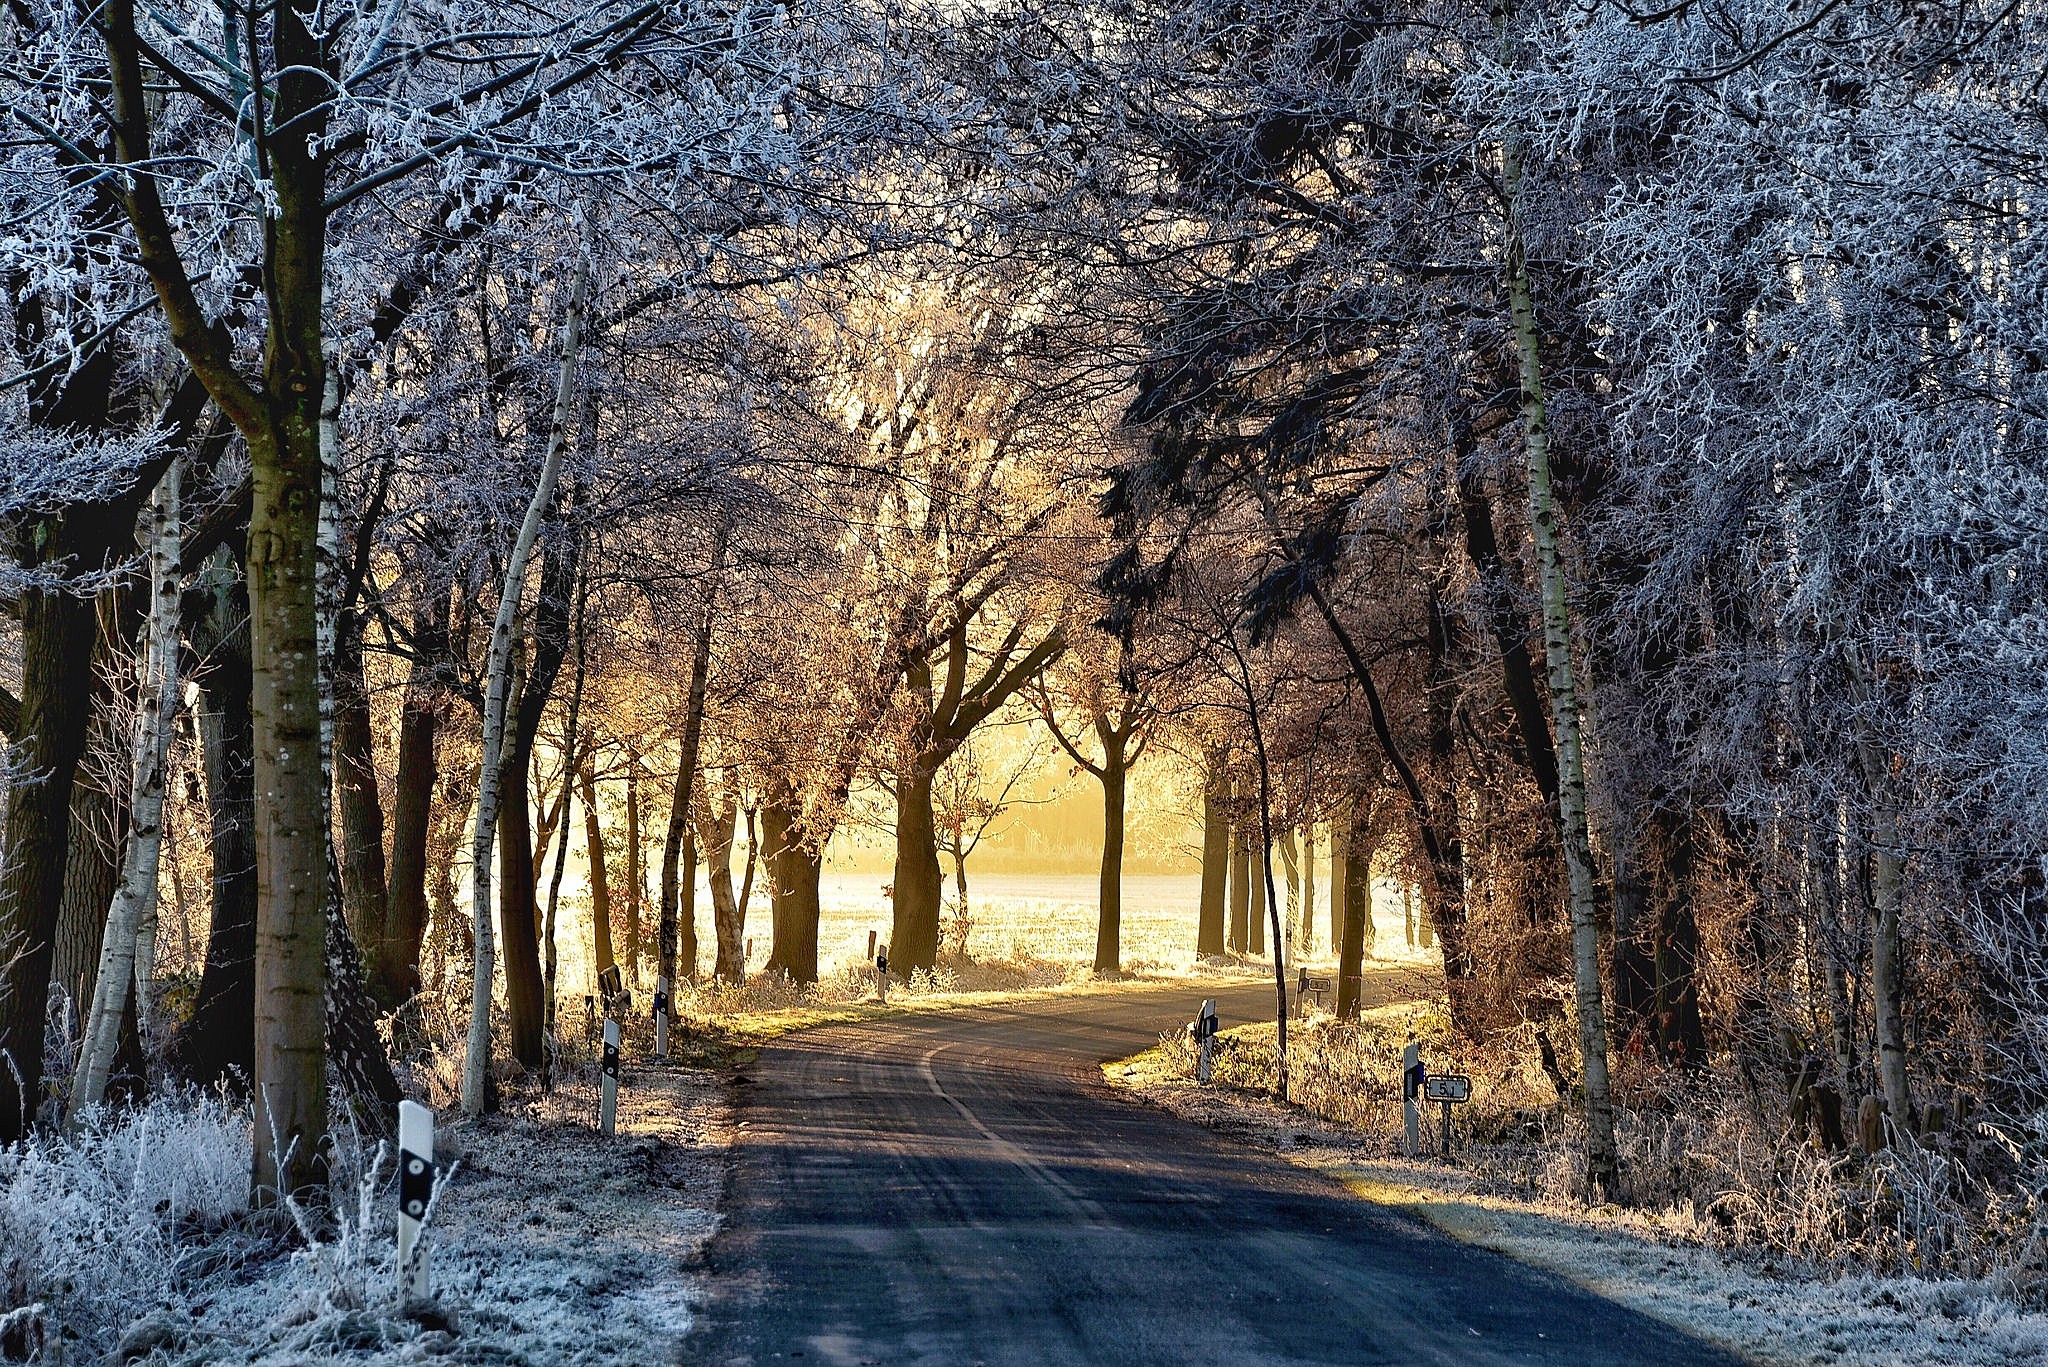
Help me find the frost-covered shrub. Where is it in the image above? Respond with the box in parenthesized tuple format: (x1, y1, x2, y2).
(0, 1091, 249, 1355)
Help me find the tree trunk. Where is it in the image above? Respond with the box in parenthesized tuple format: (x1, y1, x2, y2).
(1278, 827, 1300, 951)
(761, 787, 820, 984)
(1095, 752, 1127, 976)
(323, 842, 402, 1127)
(0, 546, 111, 1141)
(461, 242, 587, 1115)
(1337, 823, 1374, 1020)
(1301, 825, 1317, 956)
(1868, 778, 1911, 1133)
(581, 765, 616, 982)
(1248, 835, 1266, 957)
(332, 617, 388, 973)
(623, 749, 644, 987)
(1197, 759, 1228, 957)
(1649, 806, 1705, 1067)
(74, 459, 183, 1119)
(1609, 832, 1656, 1058)
(496, 723, 547, 1070)
(376, 593, 444, 1012)
(1327, 813, 1346, 953)
(1504, 133, 1618, 1196)
(660, 522, 728, 992)
(1227, 826, 1252, 953)
(699, 787, 745, 984)
(890, 765, 945, 976)
(182, 562, 258, 1090)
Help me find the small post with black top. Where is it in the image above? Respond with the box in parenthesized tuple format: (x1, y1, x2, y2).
(600, 1017, 622, 1134)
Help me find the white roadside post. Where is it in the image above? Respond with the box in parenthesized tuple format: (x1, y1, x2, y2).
(396, 1100, 435, 1298)
(653, 975, 670, 1059)
(1402, 1040, 1423, 1159)
(875, 943, 890, 1003)
(600, 1018, 622, 1135)
(1196, 999, 1219, 1083)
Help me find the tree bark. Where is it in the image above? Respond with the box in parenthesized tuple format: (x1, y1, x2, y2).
(1299, 825, 1317, 958)
(699, 786, 745, 983)
(461, 242, 588, 1114)
(1197, 757, 1228, 957)
(1503, 132, 1619, 1196)
(660, 521, 729, 992)
(1095, 750, 1127, 976)
(376, 593, 446, 1012)
(1651, 806, 1705, 1067)
(761, 783, 820, 984)
(891, 766, 945, 974)
(1337, 820, 1374, 1020)
(332, 615, 388, 978)
(181, 562, 258, 1090)
(1228, 825, 1252, 953)
(623, 749, 644, 987)
(0, 544, 109, 1141)
(581, 765, 616, 982)
(73, 459, 183, 1119)
(1248, 835, 1266, 957)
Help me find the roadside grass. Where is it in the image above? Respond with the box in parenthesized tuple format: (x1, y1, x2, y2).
(1104, 1018, 2048, 1367)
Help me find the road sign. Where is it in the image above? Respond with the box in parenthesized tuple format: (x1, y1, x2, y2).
(1424, 1073, 1471, 1104)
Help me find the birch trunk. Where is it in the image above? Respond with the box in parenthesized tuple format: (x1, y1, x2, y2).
(1503, 133, 1620, 1198)
(70, 457, 182, 1120)
(461, 240, 589, 1116)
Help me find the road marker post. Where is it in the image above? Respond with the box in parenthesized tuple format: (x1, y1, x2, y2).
(653, 975, 670, 1059)
(1402, 1040, 1424, 1158)
(600, 1018, 621, 1135)
(396, 1100, 435, 1297)
(875, 943, 890, 1003)
(1195, 999, 1219, 1083)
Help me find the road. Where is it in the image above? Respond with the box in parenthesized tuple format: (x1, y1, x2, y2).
(694, 972, 1744, 1366)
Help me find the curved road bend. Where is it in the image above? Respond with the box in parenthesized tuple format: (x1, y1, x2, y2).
(695, 972, 1743, 1367)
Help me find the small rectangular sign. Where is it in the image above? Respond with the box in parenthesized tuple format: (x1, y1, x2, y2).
(1424, 1073, 1471, 1103)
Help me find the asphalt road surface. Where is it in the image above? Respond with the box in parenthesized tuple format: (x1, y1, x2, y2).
(695, 972, 1745, 1366)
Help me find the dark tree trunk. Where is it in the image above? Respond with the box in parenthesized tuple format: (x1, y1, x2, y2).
(623, 750, 643, 987)
(1094, 754, 1126, 977)
(0, 572, 104, 1141)
(50, 587, 136, 1051)
(332, 617, 389, 978)
(1652, 806, 1706, 1067)
(1248, 835, 1266, 957)
(890, 766, 944, 976)
(1228, 826, 1252, 953)
(1609, 836, 1656, 1059)
(324, 843, 401, 1129)
(581, 766, 616, 981)
(1197, 759, 1228, 957)
(496, 743, 547, 1069)
(1328, 809, 1346, 952)
(375, 599, 443, 1012)
(761, 788, 820, 984)
(181, 567, 258, 1090)
(700, 790, 745, 984)
(660, 524, 726, 993)
(496, 537, 575, 1069)
(1337, 822, 1374, 1020)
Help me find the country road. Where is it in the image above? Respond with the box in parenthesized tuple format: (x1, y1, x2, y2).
(694, 971, 1745, 1366)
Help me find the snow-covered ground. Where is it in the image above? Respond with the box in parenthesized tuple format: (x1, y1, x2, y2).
(1, 1065, 725, 1365)
(1106, 1042, 2048, 1367)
